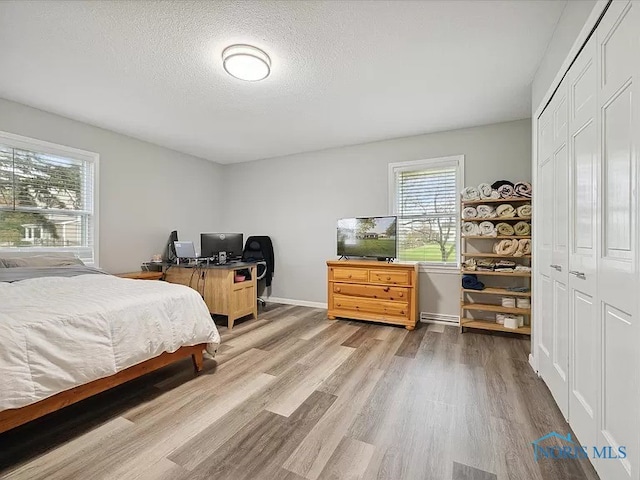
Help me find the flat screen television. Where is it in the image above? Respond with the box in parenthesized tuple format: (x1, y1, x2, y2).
(337, 216, 397, 259)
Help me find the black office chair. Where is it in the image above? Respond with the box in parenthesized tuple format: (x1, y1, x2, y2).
(241, 237, 273, 308)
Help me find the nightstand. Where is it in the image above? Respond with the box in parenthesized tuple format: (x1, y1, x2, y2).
(116, 271, 163, 280)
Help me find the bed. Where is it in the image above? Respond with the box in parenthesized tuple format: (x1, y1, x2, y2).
(0, 260, 220, 433)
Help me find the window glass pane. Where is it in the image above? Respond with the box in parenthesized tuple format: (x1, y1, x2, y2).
(0, 211, 88, 248)
(396, 168, 457, 217)
(0, 146, 13, 209)
(397, 216, 456, 263)
(12, 148, 85, 211)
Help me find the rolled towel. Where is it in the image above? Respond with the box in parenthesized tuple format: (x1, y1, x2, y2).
(476, 205, 497, 218)
(516, 204, 532, 217)
(462, 274, 485, 290)
(478, 183, 499, 199)
(478, 221, 497, 237)
(498, 184, 515, 198)
(514, 181, 532, 198)
(516, 298, 531, 309)
(514, 238, 531, 256)
(496, 314, 506, 325)
(496, 222, 515, 236)
(496, 204, 516, 217)
(491, 180, 514, 190)
(514, 221, 531, 236)
(462, 222, 480, 236)
(493, 239, 518, 255)
(502, 297, 516, 308)
(462, 206, 478, 219)
(461, 186, 480, 201)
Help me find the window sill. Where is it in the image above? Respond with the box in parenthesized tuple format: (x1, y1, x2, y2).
(404, 262, 460, 274)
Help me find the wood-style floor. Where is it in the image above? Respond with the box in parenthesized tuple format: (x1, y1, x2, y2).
(0, 304, 599, 480)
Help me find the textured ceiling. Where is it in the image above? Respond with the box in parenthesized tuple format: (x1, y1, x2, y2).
(0, 0, 565, 164)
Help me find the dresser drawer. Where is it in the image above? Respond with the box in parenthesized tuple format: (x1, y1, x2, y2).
(332, 295, 408, 318)
(331, 267, 368, 283)
(332, 283, 409, 302)
(369, 269, 410, 285)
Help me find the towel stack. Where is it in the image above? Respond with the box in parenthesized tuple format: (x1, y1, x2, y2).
(461, 181, 533, 201)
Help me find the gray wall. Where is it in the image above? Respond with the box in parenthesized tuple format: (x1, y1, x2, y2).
(0, 97, 224, 273)
(531, 0, 597, 113)
(222, 119, 532, 318)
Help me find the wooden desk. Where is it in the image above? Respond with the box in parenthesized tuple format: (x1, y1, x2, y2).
(164, 262, 258, 330)
(116, 271, 163, 280)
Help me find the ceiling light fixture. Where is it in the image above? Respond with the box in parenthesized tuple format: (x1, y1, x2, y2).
(222, 44, 271, 82)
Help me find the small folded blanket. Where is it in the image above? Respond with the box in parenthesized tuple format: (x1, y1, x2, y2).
(515, 265, 531, 272)
(478, 183, 500, 200)
(507, 286, 530, 293)
(462, 222, 480, 236)
(496, 204, 515, 217)
(463, 259, 477, 271)
(462, 206, 478, 219)
(495, 260, 516, 272)
(514, 181, 532, 198)
(478, 221, 497, 237)
(476, 205, 497, 218)
(514, 221, 531, 236)
(461, 186, 480, 201)
(477, 259, 495, 271)
(514, 239, 531, 256)
(496, 222, 515, 236)
(498, 184, 515, 198)
(493, 239, 519, 255)
(462, 274, 485, 290)
(516, 204, 532, 217)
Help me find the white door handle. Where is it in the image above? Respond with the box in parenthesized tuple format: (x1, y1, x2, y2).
(569, 270, 586, 279)
(550, 264, 562, 271)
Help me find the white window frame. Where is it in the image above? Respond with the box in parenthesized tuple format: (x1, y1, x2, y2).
(388, 154, 464, 274)
(0, 131, 100, 266)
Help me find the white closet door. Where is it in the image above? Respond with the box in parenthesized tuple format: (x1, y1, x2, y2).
(567, 34, 599, 450)
(537, 82, 570, 417)
(596, 1, 639, 478)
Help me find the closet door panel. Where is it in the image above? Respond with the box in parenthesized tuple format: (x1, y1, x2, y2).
(596, 2, 639, 479)
(567, 34, 600, 450)
(570, 289, 598, 445)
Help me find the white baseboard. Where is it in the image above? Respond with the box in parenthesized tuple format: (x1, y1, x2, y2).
(419, 312, 460, 325)
(266, 296, 328, 309)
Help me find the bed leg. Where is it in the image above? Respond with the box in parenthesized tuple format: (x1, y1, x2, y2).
(192, 349, 204, 374)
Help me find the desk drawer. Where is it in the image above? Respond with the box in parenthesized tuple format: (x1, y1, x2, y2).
(369, 269, 410, 285)
(332, 283, 408, 302)
(332, 295, 408, 318)
(331, 268, 368, 283)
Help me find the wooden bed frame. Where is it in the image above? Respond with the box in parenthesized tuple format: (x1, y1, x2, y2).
(0, 343, 207, 434)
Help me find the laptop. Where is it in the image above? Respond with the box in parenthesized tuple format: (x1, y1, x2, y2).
(174, 241, 197, 259)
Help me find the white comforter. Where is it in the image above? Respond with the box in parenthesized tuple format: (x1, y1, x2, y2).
(0, 274, 220, 410)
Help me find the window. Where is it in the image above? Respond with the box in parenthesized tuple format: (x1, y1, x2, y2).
(0, 132, 98, 265)
(389, 155, 463, 269)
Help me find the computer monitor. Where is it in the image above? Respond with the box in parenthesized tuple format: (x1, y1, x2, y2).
(201, 233, 244, 259)
(165, 230, 178, 262)
(174, 241, 197, 259)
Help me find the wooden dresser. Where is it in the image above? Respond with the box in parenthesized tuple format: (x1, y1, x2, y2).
(327, 260, 419, 330)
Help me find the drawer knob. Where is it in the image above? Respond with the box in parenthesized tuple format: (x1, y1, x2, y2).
(348, 274, 352, 278)
(335, 287, 341, 293)
(386, 276, 391, 280)
(383, 287, 390, 292)
(399, 292, 404, 297)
